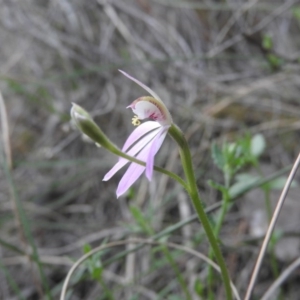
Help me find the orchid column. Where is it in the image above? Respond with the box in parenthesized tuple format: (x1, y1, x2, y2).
(71, 70, 233, 300)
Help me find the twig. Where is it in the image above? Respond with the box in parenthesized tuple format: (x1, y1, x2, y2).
(0, 90, 51, 299)
(0, 91, 12, 168)
(0, 91, 24, 244)
(213, 0, 259, 47)
(208, 0, 297, 58)
(260, 256, 300, 300)
(244, 152, 300, 300)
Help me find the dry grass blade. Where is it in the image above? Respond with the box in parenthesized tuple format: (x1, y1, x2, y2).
(213, 0, 259, 47)
(0, 91, 12, 169)
(244, 152, 300, 300)
(208, 0, 297, 58)
(60, 238, 241, 300)
(0, 90, 49, 298)
(0, 90, 23, 242)
(260, 256, 300, 300)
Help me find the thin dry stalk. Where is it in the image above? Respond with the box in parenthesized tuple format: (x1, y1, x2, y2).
(208, 0, 297, 57)
(244, 152, 300, 300)
(213, 0, 259, 47)
(261, 256, 300, 300)
(0, 91, 12, 169)
(0, 90, 45, 299)
(0, 91, 23, 242)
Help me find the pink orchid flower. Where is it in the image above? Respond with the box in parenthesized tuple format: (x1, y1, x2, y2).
(103, 70, 173, 198)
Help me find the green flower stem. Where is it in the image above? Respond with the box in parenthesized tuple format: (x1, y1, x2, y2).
(168, 124, 233, 300)
(98, 278, 114, 300)
(256, 165, 279, 281)
(207, 171, 232, 298)
(207, 189, 231, 299)
(161, 244, 193, 300)
(71, 104, 187, 189)
(131, 210, 192, 299)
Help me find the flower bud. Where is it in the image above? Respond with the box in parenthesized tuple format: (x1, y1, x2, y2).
(70, 103, 114, 151)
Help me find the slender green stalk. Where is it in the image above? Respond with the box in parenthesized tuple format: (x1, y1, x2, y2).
(264, 189, 272, 221)
(207, 189, 231, 299)
(161, 245, 192, 300)
(98, 277, 115, 300)
(1, 146, 52, 300)
(168, 124, 233, 300)
(2, 157, 52, 300)
(207, 168, 233, 299)
(263, 189, 280, 279)
(0, 261, 26, 300)
(258, 165, 280, 281)
(132, 208, 192, 300)
(0, 237, 26, 255)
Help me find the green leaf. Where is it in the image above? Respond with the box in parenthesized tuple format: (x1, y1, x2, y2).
(262, 176, 297, 190)
(235, 173, 259, 182)
(229, 174, 260, 198)
(168, 296, 183, 300)
(83, 243, 92, 254)
(0, 262, 26, 300)
(129, 205, 153, 235)
(127, 186, 136, 200)
(267, 53, 283, 69)
(92, 267, 103, 280)
(211, 143, 224, 170)
(262, 34, 273, 50)
(251, 134, 266, 157)
(292, 6, 300, 20)
(207, 180, 226, 193)
(194, 278, 204, 297)
(268, 229, 283, 250)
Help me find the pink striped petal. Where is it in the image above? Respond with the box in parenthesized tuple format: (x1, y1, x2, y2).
(103, 127, 160, 181)
(116, 138, 155, 198)
(145, 126, 169, 180)
(116, 163, 145, 198)
(122, 121, 160, 152)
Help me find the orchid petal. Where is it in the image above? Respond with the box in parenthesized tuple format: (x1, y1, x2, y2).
(145, 126, 169, 180)
(122, 121, 160, 152)
(116, 163, 145, 198)
(119, 70, 162, 102)
(103, 127, 160, 181)
(116, 139, 154, 198)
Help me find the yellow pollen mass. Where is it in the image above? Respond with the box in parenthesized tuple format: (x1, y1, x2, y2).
(132, 115, 141, 126)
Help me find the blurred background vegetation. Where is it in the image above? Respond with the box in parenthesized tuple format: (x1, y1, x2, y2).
(1, 0, 300, 299)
